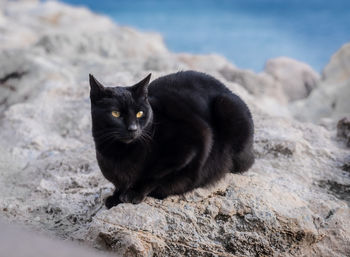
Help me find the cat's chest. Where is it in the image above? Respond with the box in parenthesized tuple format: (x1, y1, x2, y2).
(96, 150, 144, 187)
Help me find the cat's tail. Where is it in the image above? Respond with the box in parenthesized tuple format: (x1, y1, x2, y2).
(212, 94, 255, 173)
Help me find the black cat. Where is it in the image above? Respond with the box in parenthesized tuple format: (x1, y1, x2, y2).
(89, 71, 254, 208)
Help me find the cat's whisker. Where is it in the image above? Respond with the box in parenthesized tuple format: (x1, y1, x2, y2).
(139, 130, 152, 141)
(137, 131, 153, 151)
(139, 133, 151, 142)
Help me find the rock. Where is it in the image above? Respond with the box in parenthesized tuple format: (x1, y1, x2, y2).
(341, 156, 350, 173)
(55, 116, 350, 256)
(0, 221, 113, 257)
(219, 66, 287, 103)
(177, 53, 236, 73)
(289, 44, 350, 122)
(219, 67, 291, 117)
(0, 1, 349, 257)
(264, 57, 320, 102)
(0, 49, 68, 112)
(35, 28, 168, 60)
(289, 78, 350, 122)
(337, 117, 350, 147)
(322, 43, 350, 83)
(218, 58, 321, 118)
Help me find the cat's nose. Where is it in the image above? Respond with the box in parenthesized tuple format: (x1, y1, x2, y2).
(128, 124, 137, 132)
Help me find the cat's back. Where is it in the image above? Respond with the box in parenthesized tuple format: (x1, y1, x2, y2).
(148, 70, 246, 119)
(148, 70, 230, 97)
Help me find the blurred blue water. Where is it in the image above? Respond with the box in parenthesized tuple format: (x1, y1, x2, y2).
(60, 0, 350, 72)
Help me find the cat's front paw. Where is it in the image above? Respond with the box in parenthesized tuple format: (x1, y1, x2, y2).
(119, 190, 145, 204)
(105, 195, 121, 209)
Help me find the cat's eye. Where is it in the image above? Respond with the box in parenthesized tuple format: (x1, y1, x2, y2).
(136, 111, 144, 118)
(111, 111, 120, 118)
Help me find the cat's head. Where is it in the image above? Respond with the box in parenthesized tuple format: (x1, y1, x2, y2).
(89, 74, 153, 144)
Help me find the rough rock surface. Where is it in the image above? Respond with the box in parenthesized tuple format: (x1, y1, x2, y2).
(290, 43, 350, 122)
(0, 1, 349, 257)
(264, 57, 320, 102)
(322, 43, 350, 83)
(219, 66, 291, 117)
(337, 117, 350, 147)
(0, 221, 113, 257)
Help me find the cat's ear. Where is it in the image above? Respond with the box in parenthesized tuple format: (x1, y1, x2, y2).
(89, 74, 105, 102)
(131, 73, 151, 99)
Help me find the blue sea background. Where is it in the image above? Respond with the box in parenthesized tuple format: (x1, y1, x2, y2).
(60, 0, 350, 72)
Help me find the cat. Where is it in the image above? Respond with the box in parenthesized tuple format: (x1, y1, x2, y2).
(89, 71, 254, 208)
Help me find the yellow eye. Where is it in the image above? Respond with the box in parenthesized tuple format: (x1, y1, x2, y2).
(111, 111, 120, 118)
(136, 111, 143, 118)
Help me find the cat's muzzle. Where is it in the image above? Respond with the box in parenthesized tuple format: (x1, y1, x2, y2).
(122, 131, 140, 144)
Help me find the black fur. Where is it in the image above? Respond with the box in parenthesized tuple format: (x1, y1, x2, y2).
(89, 71, 254, 208)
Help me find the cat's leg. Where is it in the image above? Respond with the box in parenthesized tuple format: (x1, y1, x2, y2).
(212, 95, 255, 173)
(105, 181, 134, 207)
(120, 171, 195, 203)
(105, 188, 122, 209)
(120, 117, 214, 203)
(118, 150, 197, 204)
(148, 175, 194, 199)
(118, 190, 145, 204)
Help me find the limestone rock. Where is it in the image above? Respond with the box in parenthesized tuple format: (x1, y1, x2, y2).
(290, 44, 350, 122)
(0, 49, 69, 112)
(290, 79, 350, 122)
(337, 117, 350, 147)
(220, 66, 287, 102)
(322, 43, 350, 83)
(87, 115, 350, 257)
(264, 57, 320, 102)
(0, 1, 349, 257)
(177, 53, 236, 73)
(219, 67, 291, 117)
(0, 221, 113, 257)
